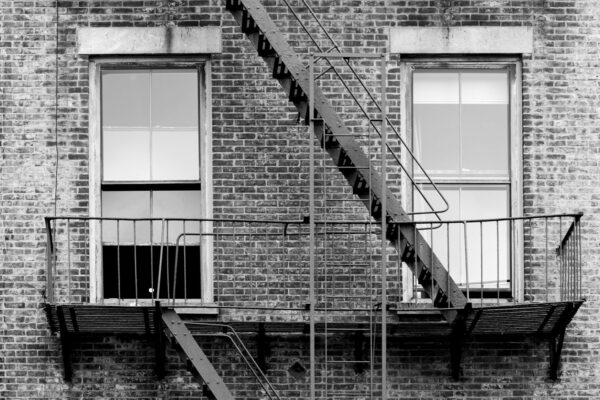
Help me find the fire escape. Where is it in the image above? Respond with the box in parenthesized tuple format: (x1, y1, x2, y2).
(44, 0, 584, 398)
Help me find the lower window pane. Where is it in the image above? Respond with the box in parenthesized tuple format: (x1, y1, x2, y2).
(152, 190, 202, 244)
(102, 191, 151, 243)
(415, 185, 510, 291)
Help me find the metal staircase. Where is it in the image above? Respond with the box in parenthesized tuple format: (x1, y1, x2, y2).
(223, 0, 468, 318)
(161, 310, 235, 400)
(161, 309, 282, 400)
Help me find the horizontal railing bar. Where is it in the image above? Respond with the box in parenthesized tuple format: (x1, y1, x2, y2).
(47, 212, 580, 227)
(44, 216, 306, 224)
(394, 212, 583, 226)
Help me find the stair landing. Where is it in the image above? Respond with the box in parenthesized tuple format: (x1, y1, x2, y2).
(44, 301, 582, 340)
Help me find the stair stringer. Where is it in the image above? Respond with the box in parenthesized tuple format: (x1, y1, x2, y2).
(224, 0, 468, 320)
(162, 310, 235, 400)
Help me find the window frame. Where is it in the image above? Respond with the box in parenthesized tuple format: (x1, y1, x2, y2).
(89, 56, 214, 305)
(400, 57, 523, 302)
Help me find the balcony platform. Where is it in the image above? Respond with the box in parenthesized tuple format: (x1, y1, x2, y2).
(44, 300, 582, 340)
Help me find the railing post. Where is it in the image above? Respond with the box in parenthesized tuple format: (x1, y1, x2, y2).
(45, 217, 55, 303)
(308, 52, 316, 400)
(380, 52, 388, 400)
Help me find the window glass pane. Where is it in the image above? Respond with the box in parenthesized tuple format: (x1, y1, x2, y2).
(416, 186, 509, 289)
(461, 104, 509, 175)
(416, 186, 460, 219)
(152, 191, 202, 243)
(461, 186, 509, 219)
(461, 72, 508, 104)
(102, 191, 151, 243)
(415, 186, 461, 289)
(103, 129, 151, 181)
(151, 129, 200, 181)
(462, 186, 509, 288)
(151, 70, 198, 128)
(413, 72, 459, 104)
(102, 71, 150, 127)
(414, 104, 460, 173)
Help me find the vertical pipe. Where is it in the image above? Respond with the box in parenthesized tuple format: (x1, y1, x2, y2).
(308, 53, 316, 400)
(134, 220, 138, 306)
(380, 53, 388, 400)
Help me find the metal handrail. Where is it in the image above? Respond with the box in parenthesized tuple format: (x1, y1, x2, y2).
(187, 322, 282, 400)
(279, 0, 449, 219)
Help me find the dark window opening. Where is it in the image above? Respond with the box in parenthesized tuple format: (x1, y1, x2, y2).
(103, 245, 201, 300)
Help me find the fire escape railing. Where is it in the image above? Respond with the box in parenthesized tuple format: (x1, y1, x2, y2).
(187, 322, 282, 400)
(45, 213, 582, 306)
(394, 212, 583, 305)
(277, 0, 449, 219)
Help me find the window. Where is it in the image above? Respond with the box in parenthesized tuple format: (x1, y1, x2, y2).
(403, 59, 522, 300)
(89, 59, 213, 304)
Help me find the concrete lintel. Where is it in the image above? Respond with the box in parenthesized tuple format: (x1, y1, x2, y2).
(77, 27, 222, 55)
(390, 27, 533, 54)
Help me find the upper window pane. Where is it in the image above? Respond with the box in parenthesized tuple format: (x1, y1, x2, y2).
(151, 70, 198, 128)
(461, 72, 508, 104)
(101, 68, 200, 182)
(102, 71, 150, 127)
(413, 72, 459, 104)
(103, 129, 150, 181)
(461, 104, 509, 175)
(414, 104, 460, 173)
(151, 130, 200, 181)
(413, 69, 510, 177)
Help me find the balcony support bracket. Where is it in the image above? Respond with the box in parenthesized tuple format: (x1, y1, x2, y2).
(56, 306, 73, 382)
(255, 323, 269, 373)
(354, 331, 367, 374)
(547, 302, 575, 381)
(450, 303, 471, 381)
(154, 301, 166, 379)
(548, 329, 566, 381)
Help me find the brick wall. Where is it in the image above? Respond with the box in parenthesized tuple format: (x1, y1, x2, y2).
(1, 0, 599, 399)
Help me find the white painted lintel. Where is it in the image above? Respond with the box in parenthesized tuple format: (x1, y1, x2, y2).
(390, 27, 533, 54)
(77, 26, 222, 55)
